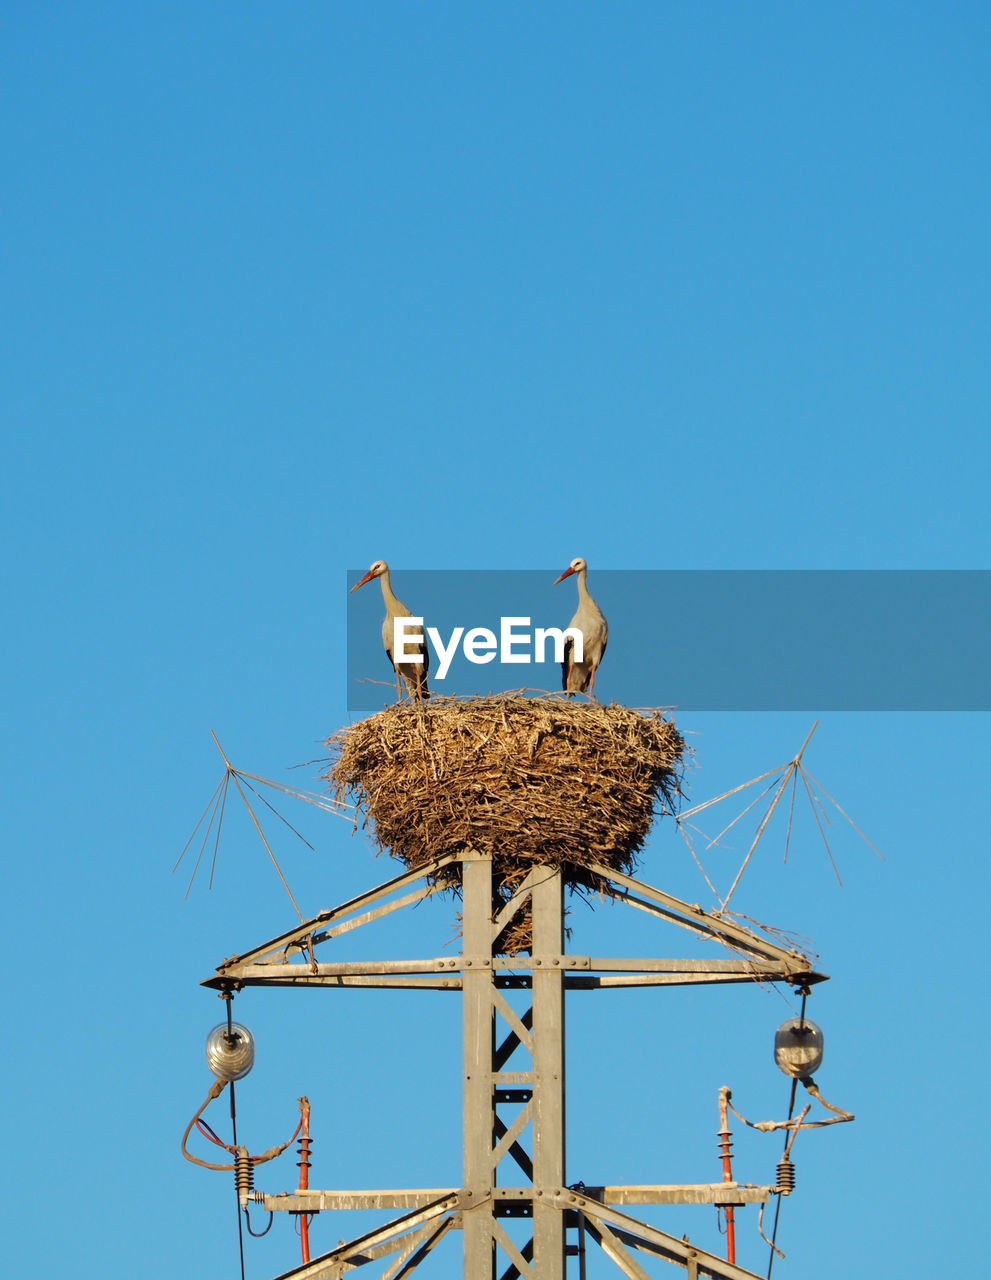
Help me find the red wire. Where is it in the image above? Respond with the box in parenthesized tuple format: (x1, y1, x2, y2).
(195, 1113, 305, 1158)
(195, 1118, 234, 1150)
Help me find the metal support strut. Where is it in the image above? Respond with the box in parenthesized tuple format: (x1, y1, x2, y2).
(462, 856, 567, 1279)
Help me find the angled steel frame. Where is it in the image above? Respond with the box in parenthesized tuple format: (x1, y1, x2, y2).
(202, 850, 824, 1279)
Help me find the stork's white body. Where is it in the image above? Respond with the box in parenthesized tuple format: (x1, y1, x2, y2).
(351, 561, 430, 700)
(555, 558, 607, 696)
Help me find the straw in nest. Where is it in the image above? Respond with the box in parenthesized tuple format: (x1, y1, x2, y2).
(326, 693, 684, 949)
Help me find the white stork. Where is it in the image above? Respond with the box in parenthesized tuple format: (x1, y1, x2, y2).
(554, 556, 607, 697)
(350, 560, 430, 701)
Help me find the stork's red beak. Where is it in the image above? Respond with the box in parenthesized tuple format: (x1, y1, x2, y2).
(553, 565, 576, 585)
(350, 568, 376, 593)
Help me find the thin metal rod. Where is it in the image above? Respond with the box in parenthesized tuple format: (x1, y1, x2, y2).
(782, 768, 799, 864)
(234, 769, 355, 817)
(676, 820, 720, 897)
(225, 994, 246, 1280)
(239, 775, 316, 849)
(173, 773, 225, 872)
(799, 769, 843, 886)
(183, 775, 227, 896)
(715, 721, 819, 909)
(207, 770, 230, 890)
(210, 729, 304, 921)
(801, 765, 885, 858)
(720, 768, 794, 911)
(676, 764, 789, 821)
(766, 1073, 799, 1279)
(704, 776, 780, 853)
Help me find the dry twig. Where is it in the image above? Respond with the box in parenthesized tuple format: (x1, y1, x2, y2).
(326, 692, 685, 951)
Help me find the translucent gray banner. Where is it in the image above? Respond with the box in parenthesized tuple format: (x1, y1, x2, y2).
(346, 569, 990, 712)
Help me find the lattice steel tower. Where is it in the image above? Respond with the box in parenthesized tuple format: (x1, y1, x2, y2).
(202, 840, 824, 1280)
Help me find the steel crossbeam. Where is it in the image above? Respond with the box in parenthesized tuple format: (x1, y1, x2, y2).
(561, 1192, 770, 1280)
(256, 1183, 773, 1214)
(267, 1195, 462, 1280)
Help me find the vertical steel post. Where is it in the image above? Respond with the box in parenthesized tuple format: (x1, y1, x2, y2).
(462, 853, 495, 1280)
(462, 856, 567, 1280)
(531, 867, 566, 1280)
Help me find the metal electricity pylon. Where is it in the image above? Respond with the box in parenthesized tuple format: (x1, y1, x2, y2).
(202, 848, 824, 1280)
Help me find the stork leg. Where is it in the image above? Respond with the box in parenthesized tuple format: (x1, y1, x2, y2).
(588, 664, 597, 699)
(395, 671, 403, 701)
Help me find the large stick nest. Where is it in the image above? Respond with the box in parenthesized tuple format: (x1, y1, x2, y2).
(326, 694, 684, 950)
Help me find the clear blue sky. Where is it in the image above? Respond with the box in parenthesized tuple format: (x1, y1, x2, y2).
(2, 3, 987, 1277)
